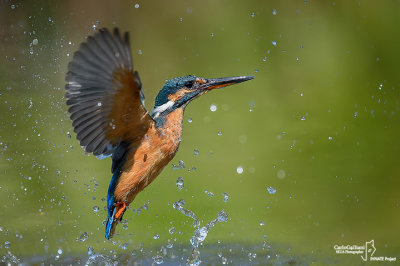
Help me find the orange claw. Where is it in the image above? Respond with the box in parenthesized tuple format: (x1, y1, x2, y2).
(114, 201, 126, 220)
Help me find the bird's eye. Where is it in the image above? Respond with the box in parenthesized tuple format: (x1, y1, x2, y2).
(184, 81, 194, 88)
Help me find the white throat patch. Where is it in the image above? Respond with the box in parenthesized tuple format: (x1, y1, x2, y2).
(152, 100, 175, 118)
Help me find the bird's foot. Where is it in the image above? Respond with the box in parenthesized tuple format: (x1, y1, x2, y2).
(114, 201, 126, 220)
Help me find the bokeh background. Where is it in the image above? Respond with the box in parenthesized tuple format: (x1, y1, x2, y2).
(1, 0, 399, 264)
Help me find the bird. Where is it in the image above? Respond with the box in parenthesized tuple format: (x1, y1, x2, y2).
(65, 28, 254, 239)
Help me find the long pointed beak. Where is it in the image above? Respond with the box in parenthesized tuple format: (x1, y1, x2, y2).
(202, 76, 255, 90)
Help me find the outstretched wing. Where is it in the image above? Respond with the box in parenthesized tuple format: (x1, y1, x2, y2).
(65, 28, 153, 158)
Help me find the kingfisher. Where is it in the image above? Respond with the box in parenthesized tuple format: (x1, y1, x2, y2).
(65, 28, 254, 239)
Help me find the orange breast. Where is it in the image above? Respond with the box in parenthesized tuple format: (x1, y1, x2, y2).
(114, 107, 184, 204)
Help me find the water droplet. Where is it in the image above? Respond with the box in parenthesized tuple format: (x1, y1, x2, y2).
(176, 177, 184, 190)
(378, 83, 383, 90)
(272, 9, 277, 15)
(210, 104, 217, 112)
(188, 117, 193, 123)
(134, 3, 140, 8)
(259, 221, 265, 226)
(267, 186, 276, 194)
(80, 232, 89, 242)
(152, 255, 164, 264)
(11, 4, 15, 10)
(221, 256, 228, 264)
(32, 39, 38, 45)
(57, 248, 63, 255)
(210, 33, 215, 37)
(205, 190, 214, 197)
(193, 148, 199, 156)
(93, 206, 99, 212)
(172, 160, 185, 169)
(353, 111, 358, 118)
(236, 166, 244, 174)
(277, 169, 286, 179)
(166, 240, 173, 248)
(120, 242, 128, 250)
(97, 102, 102, 107)
(4, 241, 10, 249)
(300, 116, 306, 121)
(272, 41, 277, 46)
(328, 136, 333, 141)
(217, 131, 222, 136)
(92, 21, 100, 30)
(250, 12, 255, 18)
(88, 246, 94, 255)
(153, 234, 160, 240)
(217, 211, 228, 222)
(177, 198, 186, 206)
(169, 227, 176, 234)
(262, 56, 267, 62)
(222, 192, 229, 202)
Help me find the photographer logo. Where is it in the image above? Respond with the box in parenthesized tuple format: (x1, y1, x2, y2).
(333, 240, 396, 262)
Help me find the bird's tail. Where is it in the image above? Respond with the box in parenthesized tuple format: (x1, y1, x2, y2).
(105, 201, 126, 239)
(105, 164, 126, 239)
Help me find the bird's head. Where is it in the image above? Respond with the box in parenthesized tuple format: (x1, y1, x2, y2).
(152, 75, 254, 119)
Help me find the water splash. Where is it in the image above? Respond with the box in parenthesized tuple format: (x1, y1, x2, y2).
(190, 211, 228, 248)
(1, 251, 19, 264)
(153, 255, 164, 264)
(86, 254, 113, 266)
(173, 200, 200, 228)
(173, 200, 229, 265)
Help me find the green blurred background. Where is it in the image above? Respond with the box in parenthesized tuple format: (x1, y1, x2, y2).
(1, 0, 399, 264)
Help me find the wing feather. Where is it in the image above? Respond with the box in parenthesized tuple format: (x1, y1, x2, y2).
(65, 28, 153, 157)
